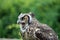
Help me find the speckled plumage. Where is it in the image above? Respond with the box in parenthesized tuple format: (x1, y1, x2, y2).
(17, 12, 58, 40)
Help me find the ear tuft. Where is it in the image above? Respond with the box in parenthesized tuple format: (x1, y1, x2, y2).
(29, 12, 35, 17)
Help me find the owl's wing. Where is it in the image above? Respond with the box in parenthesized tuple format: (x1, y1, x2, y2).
(35, 24, 58, 40)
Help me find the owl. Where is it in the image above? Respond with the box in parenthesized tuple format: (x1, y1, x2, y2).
(17, 12, 58, 40)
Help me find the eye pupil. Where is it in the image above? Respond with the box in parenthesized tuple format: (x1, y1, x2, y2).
(21, 17, 24, 20)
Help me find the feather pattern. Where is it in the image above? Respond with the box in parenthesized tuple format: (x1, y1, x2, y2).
(17, 13, 58, 40)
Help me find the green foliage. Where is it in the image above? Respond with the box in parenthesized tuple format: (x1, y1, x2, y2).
(0, 0, 60, 40)
(5, 24, 21, 38)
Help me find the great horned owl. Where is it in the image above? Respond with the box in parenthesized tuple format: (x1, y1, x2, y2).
(17, 12, 58, 40)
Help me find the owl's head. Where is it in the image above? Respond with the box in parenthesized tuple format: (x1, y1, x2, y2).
(17, 12, 34, 27)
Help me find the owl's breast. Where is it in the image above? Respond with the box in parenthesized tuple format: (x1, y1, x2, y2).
(22, 27, 37, 40)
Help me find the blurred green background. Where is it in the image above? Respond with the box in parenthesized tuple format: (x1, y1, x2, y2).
(0, 0, 60, 40)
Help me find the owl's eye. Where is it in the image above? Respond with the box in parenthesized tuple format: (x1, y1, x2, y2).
(20, 18, 23, 20)
(21, 17, 24, 20)
(20, 15, 28, 21)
